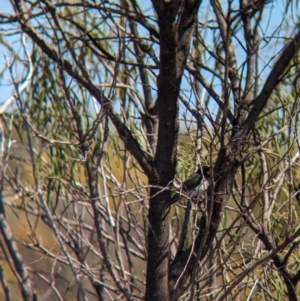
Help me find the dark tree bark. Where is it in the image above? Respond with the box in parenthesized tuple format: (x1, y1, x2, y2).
(145, 1, 202, 300)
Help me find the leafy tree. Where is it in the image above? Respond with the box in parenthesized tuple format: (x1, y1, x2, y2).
(0, 0, 300, 300)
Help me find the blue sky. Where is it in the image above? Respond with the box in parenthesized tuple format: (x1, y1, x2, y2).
(0, 0, 298, 116)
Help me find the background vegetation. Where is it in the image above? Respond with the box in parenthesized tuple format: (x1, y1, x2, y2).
(0, 0, 300, 300)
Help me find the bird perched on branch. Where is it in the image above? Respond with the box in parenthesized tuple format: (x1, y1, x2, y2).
(169, 166, 211, 206)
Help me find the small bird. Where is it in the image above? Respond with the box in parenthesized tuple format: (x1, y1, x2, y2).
(169, 166, 211, 205)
